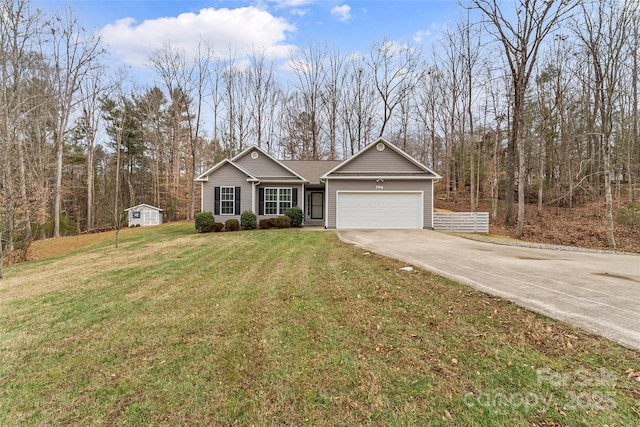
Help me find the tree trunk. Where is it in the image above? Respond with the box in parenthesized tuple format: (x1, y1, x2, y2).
(0, 230, 4, 280)
(17, 136, 31, 241)
(603, 135, 616, 248)
(54, 134, 63, 237)
(492, 116, 502, 221)
(86, 144, 94, 230)
(515, 81, 526, 239)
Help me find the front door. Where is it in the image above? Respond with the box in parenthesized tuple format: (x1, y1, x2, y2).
(306, 191, 324, 220)
(311, 192, 323, 219)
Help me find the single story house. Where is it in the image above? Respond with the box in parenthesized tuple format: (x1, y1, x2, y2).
(195, 138, 442, 229)
(125, 204, 163, 227)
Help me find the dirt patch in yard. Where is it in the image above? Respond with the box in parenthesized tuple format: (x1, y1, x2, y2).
(437, 197, 640, 254)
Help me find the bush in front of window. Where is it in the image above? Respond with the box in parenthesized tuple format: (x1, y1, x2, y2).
(259, 218, 273, 229)
(271, 216, 291, 229)
(195, 211, 215, 233)
(212, 222, 224, 232)
(241, 210, 257, 230)
(259, 217, 290, 229)
(225, 219, 240, 231)
(284, 206, 303, 227)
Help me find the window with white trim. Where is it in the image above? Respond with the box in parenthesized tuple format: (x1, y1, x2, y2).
(265, 188, 292, 215)
(220, 186, 235, 215)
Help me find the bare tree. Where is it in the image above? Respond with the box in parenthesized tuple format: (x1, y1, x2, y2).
(288, 43, 326, 159)
(217, 51, 252, 157)
(575, 0, 635, 248)
(149, 41, 211, 219)
(340, 56, 376, 156)
(470, 0, 575, 238)
(365, 38, 422, 139)
(78, 64, 115, 231)
(632, 15, 639, 203)
(187, 42, 212, 219)
(0, 0, 46, 248)
(414, 65, 444, 169)
(247, 49, 278, 152)
(321, 45, 345, 159)
(49, 8, 104, 237)
(439, 28, 467, 202)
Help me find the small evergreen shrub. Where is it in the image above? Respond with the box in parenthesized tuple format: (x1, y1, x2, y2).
(259, 218, 273, 229)
(617, 203, 640, 232)
(272, 216, 291, 229)
(241, 210, 257, 230)
(195, 211, 215, 233)
(259, 216, 291, 229)
(212, 222, 224, 232)
(225, 218, 240, 231)
(284, 206, 303, 227)
(44, 214, 77, 237)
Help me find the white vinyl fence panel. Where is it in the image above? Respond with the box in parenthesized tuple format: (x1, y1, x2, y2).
(433, 212, 489, 233)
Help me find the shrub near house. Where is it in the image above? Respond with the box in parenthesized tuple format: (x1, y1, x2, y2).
(225, 219, 240, 231)
(284, 206, 303, 227)
(195, 212, 214, 233)
(241, 210, 257, 230)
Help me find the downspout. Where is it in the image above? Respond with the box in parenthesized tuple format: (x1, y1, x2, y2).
(430, 179, 434, 230)
(255, 181, 261, 215)
(251, 181, 256, 214)
(323, 178, 329, 229)
(302, 183, 306, 225)
(200, 182, 204, 214)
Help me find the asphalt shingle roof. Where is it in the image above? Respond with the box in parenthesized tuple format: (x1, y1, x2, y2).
(281, 160, 342, 184)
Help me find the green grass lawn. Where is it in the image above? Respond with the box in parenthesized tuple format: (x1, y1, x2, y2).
(1, 223, 639, 425)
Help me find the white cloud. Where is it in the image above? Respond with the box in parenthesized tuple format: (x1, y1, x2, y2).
(272, 0, 314, 8)
(290, 8, 309, 17)
(331, 5, 351, 23)
(413, 29, 432, 43)
(99, 7, 296, 68)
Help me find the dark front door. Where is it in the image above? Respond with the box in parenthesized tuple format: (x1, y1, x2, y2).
(311, 192, 323, 219)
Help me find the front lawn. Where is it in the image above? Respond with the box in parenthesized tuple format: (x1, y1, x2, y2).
(1, 224, 639, 425)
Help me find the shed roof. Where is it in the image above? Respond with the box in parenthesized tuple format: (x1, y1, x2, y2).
(125, 204, 163, 212)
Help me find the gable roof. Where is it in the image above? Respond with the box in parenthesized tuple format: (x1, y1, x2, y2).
(125, 203, 163, 212)
(322, 137, 442, 179)
(232, 145, 307, 181)
(196, 139, 441, 184)
(194, 158, 258, 182)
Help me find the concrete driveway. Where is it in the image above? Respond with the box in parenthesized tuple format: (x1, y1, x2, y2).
(337, 230, 640, 352)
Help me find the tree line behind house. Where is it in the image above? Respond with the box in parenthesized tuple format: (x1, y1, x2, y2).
(1, 0, 639, 256)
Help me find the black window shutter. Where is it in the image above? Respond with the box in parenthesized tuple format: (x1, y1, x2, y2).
(214, 186, 220, 215)
(292, 187, 298, 207)
(258, 188, 264, 215)
(234, 187, 241, 215)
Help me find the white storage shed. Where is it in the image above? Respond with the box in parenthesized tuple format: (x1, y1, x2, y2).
(125, 204, 163, 227)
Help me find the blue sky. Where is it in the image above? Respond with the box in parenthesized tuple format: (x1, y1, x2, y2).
(34, 0, 463, 70)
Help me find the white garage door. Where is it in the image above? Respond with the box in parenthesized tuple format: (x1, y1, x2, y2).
(336, 192, 423, 229)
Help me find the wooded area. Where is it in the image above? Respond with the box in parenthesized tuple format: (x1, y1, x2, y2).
(1, 0, 639, 259)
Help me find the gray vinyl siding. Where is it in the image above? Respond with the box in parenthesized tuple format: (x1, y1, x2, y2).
(235, 148, 298, 178)
(326, 179, 433, 229)
(256, 183, 304, 221)
(201, 163, 252, 222)
(335, 146, 425, 173)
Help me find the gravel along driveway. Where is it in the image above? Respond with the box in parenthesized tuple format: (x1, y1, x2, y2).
(337, 229, 640, 351)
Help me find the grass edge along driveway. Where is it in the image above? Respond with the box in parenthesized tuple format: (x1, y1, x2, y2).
(1, 224, 639, 425)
